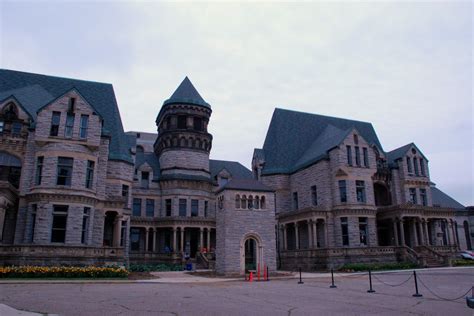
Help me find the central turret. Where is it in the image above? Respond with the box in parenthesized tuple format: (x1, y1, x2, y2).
(154, 77, 213, 178)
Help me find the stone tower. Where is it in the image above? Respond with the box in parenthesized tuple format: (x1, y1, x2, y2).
(154, 77, 213, 179)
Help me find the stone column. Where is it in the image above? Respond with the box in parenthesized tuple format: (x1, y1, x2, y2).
(145, 227, 149, 252)
(423, 220, 430, 246)
(180, 227, 185, 252)
(399, 219, 406, 246)
(448, 220, 455, 246)
(199, 228, 204, 250)
(417, 219, 423, 245)
(207, 228, 211, 250)
(312, 220, 318, 248)
(113, 216, 122, 247)
(444, 220, 450, 245)
(393, 219, 399, 246)
(295, 223, 299, 250)
(152, 228, 157, 252)
(283, 224, 288, 250)
(307, 220, 313, 248)
(411, 219, 418, 247)
(172, 227, 177, 252)
(452, 221, 458, 248)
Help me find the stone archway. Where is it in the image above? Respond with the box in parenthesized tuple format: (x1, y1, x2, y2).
(240, 233, 263, 275)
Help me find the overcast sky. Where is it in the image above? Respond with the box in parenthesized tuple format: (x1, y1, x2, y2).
(1, 1, 472, 206)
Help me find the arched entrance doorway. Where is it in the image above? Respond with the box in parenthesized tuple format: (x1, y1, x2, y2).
(373, 182, 391, 206)
(240, 234, 263, 275)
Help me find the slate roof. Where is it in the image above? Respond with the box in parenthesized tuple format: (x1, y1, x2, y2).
(386, 143, 428, 164)
(218, 178, 274, 193)
(163, 77, 210, 109)
(135, 152, 161, 180)
(431, 186, 465, 209)
(261, 108, 383, 175)
(209, 159, 253, 180)
(0, 69, 132, 163)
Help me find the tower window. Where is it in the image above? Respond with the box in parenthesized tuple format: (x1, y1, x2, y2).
(177, 115, 187, 129)
(355, 146, 361, 166)
(50, 111, 61, 136)
(346, 146, 352, 166)
(193, 117, 203, 131)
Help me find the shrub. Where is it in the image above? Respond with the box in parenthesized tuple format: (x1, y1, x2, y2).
(128, 263, 183, 272)
(0, 266, 129, 278)
(452, 259, 474, 267)
(339, 262, 418, 272)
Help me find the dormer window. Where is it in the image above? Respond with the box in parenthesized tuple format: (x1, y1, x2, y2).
(218, 176, 228, 187)
(68, 98, 76, 112)
(353, 134, 359, 144)
(12, 122, 22, 136)
(65, 113, 75, 138)
(413, 157, 419, 175)
(406, 156, 413, 173)
(420, 158, 425, 176)
(50, 111, 61, 136)
(141, 171, 149, 189)
(79, 115, 89, 139)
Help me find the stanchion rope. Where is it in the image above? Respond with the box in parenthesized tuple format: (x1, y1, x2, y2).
(372, 273, 413, 287)
(416, 275, 472, 301)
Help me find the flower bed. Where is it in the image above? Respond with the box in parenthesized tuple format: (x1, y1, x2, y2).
(338, 262, 418, 272)
(0, 266, 129, 278)
(129, 263, 183, 272)
(452, 259, 474, 267)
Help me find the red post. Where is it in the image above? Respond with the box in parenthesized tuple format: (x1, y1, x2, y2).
(249, 271, 253, 282)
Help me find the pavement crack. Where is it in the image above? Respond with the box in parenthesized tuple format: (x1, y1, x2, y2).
(288, 306, 297, 315)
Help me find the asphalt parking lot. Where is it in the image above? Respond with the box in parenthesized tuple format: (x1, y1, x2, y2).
(0, 267, 473, 315)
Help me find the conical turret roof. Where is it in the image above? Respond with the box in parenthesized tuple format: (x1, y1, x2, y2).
(163, 77, 210, 108)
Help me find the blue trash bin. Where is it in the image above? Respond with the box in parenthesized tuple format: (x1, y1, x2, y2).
(186, 263, 192, 271)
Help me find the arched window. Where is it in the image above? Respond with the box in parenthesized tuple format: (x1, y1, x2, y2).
(241, 195, 247, 209)
(260, 196, 266, 209)
(235, 195, 241, 209)
(189, 138, 195, 148)
(196, 138, 201, 148)
(255, 196, 260, 209)
(172, 138, 178, 147)
(165, 138, 171, 147)
(248, 195, 253, 209)
(180, 137, 186, 147)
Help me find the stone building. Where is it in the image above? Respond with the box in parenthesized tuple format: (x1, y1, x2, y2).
(0, 69, 470, 273)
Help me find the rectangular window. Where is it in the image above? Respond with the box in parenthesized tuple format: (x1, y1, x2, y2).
(341, 217, 349, 246)
(292, 192, 299, 210)
(311, 185, 318, 206)
(339, 180, 347, 203)
(420, 189, 427, 206)
(56, 157, 73, 186)
(191, 199, 199, 217)
(121, 185, 129, 197)
(132, 198, 141, 216)
(120, 220, 126, 247)
(346, 145, 352, 166)
(356, 180, 366, 203)
(407, 156, 413, 173)
(177, 115, 187, 129)
(12, 122, 22, 136)
(355, 146, 361, 166)
(193, 117, 203, 131)
(141, 171, 149, 189)
(29, 204, 37, 243)
(204, 201, 208, 217)
(81, 207, 90, 244)
(165, 199, 172, 216)
(409, 188, 417, 204)
(51, 205, 68, 243)
(65, 113, 75, 138)
(85, 160, 94, 189)
(50, 111, 61, 136)
(179, 199, 187, 217)
(363, 147, 369, 167)
(79, 114, 89, 139)
(420, 158, 425, 176)
(35, 156, 44, 185)
(146, 199, 154, 217)
(359, 217, 368, 245)
(413, 157, 419, 175)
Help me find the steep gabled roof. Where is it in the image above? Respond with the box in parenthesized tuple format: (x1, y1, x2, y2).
(0, 69, 132, 163)
(218, 178, 274, 193)
(431, 186, 465, 209)
(163, 77, 210, 108)
(386, 143, 428, 164)
(209, 160, 253, 180)
(261, 108, 383, 175)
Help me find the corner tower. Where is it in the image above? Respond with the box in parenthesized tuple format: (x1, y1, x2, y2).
(154, 77, 212, 178)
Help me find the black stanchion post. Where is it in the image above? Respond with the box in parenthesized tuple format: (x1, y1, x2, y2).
(267, 266, 270, 282)
(298, 267, 304, 284)
(330, 268, 337, 288)
(367, 269, 375, 293)
(412, 270, 422, 297)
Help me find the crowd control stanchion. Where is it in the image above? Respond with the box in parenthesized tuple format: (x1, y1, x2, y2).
(298, 267, 304, 284)
(330, 268, 337, 288)
(412, 270, 422, 297)
(367, 269, 375, 293)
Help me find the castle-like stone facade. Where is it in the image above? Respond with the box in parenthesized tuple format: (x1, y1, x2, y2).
(0, 69, 471, 274)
